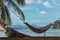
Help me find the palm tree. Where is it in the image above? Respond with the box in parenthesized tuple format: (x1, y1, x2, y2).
(0, 0, 52, 36)
(0, 20, 30, 37)
(0, 0, 26, 37)
(0, 0, 25, 25)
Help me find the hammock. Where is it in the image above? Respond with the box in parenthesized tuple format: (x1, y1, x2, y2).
(24, 22, 52, 33)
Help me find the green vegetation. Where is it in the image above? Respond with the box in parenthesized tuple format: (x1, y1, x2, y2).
(0, 0, 25, 37)
(0, 0, 25, 25)
(5, 29, 11, 36)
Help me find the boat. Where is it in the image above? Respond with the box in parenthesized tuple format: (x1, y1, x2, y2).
(24, 22, 52, 33)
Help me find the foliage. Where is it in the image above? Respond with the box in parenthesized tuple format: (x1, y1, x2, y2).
(0, 0, 25, 25)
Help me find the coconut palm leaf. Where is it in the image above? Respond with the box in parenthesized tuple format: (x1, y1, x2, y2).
(4, 6, 11, 25)
(1, 7, 11, 25)
(0, 3, 11, 25)
(8, 0, 25, 6)
(0, 0, 25, 25)
(8, 0, 25, 21)
(16, 0, 25, 5)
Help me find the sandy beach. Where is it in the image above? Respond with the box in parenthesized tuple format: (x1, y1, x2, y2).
(0, 25, 60, 37)
(15, 27, 60, 37)
(0, 25, 8, 37)
(0, 25, 60, 40)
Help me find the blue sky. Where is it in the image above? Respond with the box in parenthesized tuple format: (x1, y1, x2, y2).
(5, 0, 60, 26)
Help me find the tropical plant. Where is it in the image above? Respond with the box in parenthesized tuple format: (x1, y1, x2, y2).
(0, 0, 25, 25)
(0, 0, 25, 36)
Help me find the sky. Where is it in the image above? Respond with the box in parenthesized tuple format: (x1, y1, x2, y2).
(4, 0, 60, 27)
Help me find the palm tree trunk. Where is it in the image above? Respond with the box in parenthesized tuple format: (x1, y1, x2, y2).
(0, 19, 30, 37)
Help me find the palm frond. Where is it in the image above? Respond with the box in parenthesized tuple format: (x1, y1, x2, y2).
(16, 0, 25, 6)
(1, 3, 11, 25)
(0, 10, 5, 22)
(8, 0, 25, 6)
(8, 0, 25, 21)
(4, 6, 11, 25)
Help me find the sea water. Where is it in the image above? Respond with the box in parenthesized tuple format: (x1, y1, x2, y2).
(0, 25, 60, 37)
(10, 25, 60, 37)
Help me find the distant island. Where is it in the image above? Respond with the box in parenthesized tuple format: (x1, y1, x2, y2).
(53, 19, 60, 29)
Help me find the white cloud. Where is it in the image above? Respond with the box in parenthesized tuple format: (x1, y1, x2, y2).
(43, 2, 54, 8)
(39, 11, 47, 15)
(25, 0, 42, 4)
(25, 0, 34, 4)
(36, 0, 42, 4)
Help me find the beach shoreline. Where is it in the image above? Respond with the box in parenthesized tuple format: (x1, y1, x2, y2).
(0, 37, 60, 40)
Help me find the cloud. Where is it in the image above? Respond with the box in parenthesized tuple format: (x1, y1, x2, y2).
(36, 0, 42, 4)
(39, 11, 47, 15)
(25, 0, 42, 4)
(43, 2, 54, 8)
(25, 0, 34, 4)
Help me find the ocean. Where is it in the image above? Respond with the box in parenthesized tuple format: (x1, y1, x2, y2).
(10, 25, 60, 37)
(0, 25, 60, 37)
